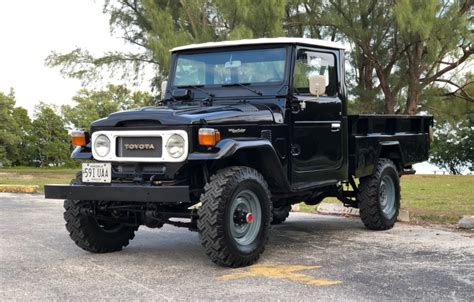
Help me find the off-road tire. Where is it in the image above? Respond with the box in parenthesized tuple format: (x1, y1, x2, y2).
(271, 205, 291, 225)
(358, 159, 400, 230)
(197, 166, 272, 267)
(64, 173, 138, 253)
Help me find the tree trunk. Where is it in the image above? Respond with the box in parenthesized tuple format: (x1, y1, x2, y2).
(404, 43, 424, 115)
(405, 83, 420, 115)
(375, 69, 395, 114)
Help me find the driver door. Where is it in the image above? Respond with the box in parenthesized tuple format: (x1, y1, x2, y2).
(290, 48, 344, 188)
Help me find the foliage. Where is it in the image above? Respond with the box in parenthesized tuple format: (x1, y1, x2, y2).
(421, 73, 474, 125)
(0, 84, 152, 167)
(62, 84, 153, 129)
(29, 103, 72, 167)
(322, 1, 404, 114)
(394, 0, 473, 114)
(424, 75, 474, 174)
(314, 0, 473, 114)
(430, 120, 473, 175)
(46, 0, 286, 89)
(45, 0, 473, 115)
(0, 90, 24, 166)
(10, 107, 34, 166)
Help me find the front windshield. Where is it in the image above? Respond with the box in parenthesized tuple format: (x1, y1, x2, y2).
(172, 47, 286, 87)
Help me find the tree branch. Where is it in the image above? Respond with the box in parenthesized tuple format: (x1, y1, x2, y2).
(435, 79, 474, 103)
(421, 45, 474, 85)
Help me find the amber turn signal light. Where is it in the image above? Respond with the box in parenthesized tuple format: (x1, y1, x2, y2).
(71, 130, 87, 147)
(199, 128, 221, 147)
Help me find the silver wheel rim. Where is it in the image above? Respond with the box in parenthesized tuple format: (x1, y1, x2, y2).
(229, 189, 262, 246)
(379, 175, 396, 218)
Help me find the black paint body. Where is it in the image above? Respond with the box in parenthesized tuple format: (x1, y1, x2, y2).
(46, 42, 433, 204)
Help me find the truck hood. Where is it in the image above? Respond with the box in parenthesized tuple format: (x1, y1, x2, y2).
(91, 102, 283, 128)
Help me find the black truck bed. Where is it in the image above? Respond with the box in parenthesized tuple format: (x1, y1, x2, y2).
(347, 115, 433, 178)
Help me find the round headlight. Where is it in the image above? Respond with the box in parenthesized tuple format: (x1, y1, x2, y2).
(94, 135, 111, 157)
(166, 134, 185, 158)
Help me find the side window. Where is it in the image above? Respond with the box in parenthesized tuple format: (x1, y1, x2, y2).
(294, 50, 338, 96)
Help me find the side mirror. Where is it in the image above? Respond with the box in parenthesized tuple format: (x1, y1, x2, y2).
(161, 80, 168, 100)
(308, 75, 326, 97)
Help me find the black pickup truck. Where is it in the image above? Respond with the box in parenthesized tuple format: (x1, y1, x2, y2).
(45, 38, 433, 267)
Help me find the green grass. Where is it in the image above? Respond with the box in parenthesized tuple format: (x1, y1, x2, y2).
(400, 175, 474, 224)
(0, 167, 77, 193)
(0, 168, 473, 224)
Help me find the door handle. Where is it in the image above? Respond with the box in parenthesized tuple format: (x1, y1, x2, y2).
(331, 122, 341, 132)
(291, 144, 301, 156)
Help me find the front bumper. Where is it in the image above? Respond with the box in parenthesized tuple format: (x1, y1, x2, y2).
(44, 184, 190, 203)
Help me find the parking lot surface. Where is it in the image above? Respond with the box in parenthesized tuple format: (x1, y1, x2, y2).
(1, 192, 473, 301)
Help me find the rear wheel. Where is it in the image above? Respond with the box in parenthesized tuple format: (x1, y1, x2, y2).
(64, 173, 138, 253)
(358, 159, 400, 230)
(197, 166, 272, 267)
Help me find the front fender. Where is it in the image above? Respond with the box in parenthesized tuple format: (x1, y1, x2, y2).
(188, 138, 291, 192)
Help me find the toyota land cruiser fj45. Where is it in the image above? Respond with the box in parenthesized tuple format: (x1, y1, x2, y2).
(45, 38, 433, 267)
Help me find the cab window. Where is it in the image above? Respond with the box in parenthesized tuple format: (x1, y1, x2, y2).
(293, 50, 338, 96)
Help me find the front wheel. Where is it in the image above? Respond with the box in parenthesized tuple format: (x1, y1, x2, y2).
(197, 166, 272, 267)
(357, 159, 400, 230)
(64, 173, 138, 253)
(64, 199, 138, 253)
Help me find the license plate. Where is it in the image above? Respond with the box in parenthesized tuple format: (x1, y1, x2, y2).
(82, 163, 111, 183)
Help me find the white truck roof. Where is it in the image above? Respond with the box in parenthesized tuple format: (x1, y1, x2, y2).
(170, 37, 346, 52)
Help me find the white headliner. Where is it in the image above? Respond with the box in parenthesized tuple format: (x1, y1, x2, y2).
(170, 37, 346, 52)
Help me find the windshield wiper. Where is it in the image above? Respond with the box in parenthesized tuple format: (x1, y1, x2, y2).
(222, 83, 263, 96)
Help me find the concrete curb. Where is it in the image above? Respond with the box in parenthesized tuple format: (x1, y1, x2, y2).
(458, 216, 474, 229)
(316, 202, 411, 222)
(317, 202, 360, 216)
(398, 209, 411, 222)
(0, 185, 39, 194)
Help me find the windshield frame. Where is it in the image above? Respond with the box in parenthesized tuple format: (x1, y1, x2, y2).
(169, 45, 290, 94)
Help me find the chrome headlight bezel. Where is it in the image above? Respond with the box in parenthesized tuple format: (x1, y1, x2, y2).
(93, 134, 111, 157)
(165, 134, 185, 159)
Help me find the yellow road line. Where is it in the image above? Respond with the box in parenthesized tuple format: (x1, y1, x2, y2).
(0, 185, 39, 193)
(218, 264, 341, 286)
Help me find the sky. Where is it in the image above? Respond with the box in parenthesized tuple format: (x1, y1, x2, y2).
(0, 0, 131, 113)
(0, 1, 447, 174)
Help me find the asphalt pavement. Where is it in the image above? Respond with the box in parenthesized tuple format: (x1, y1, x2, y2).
(0, 192, 473, 301)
